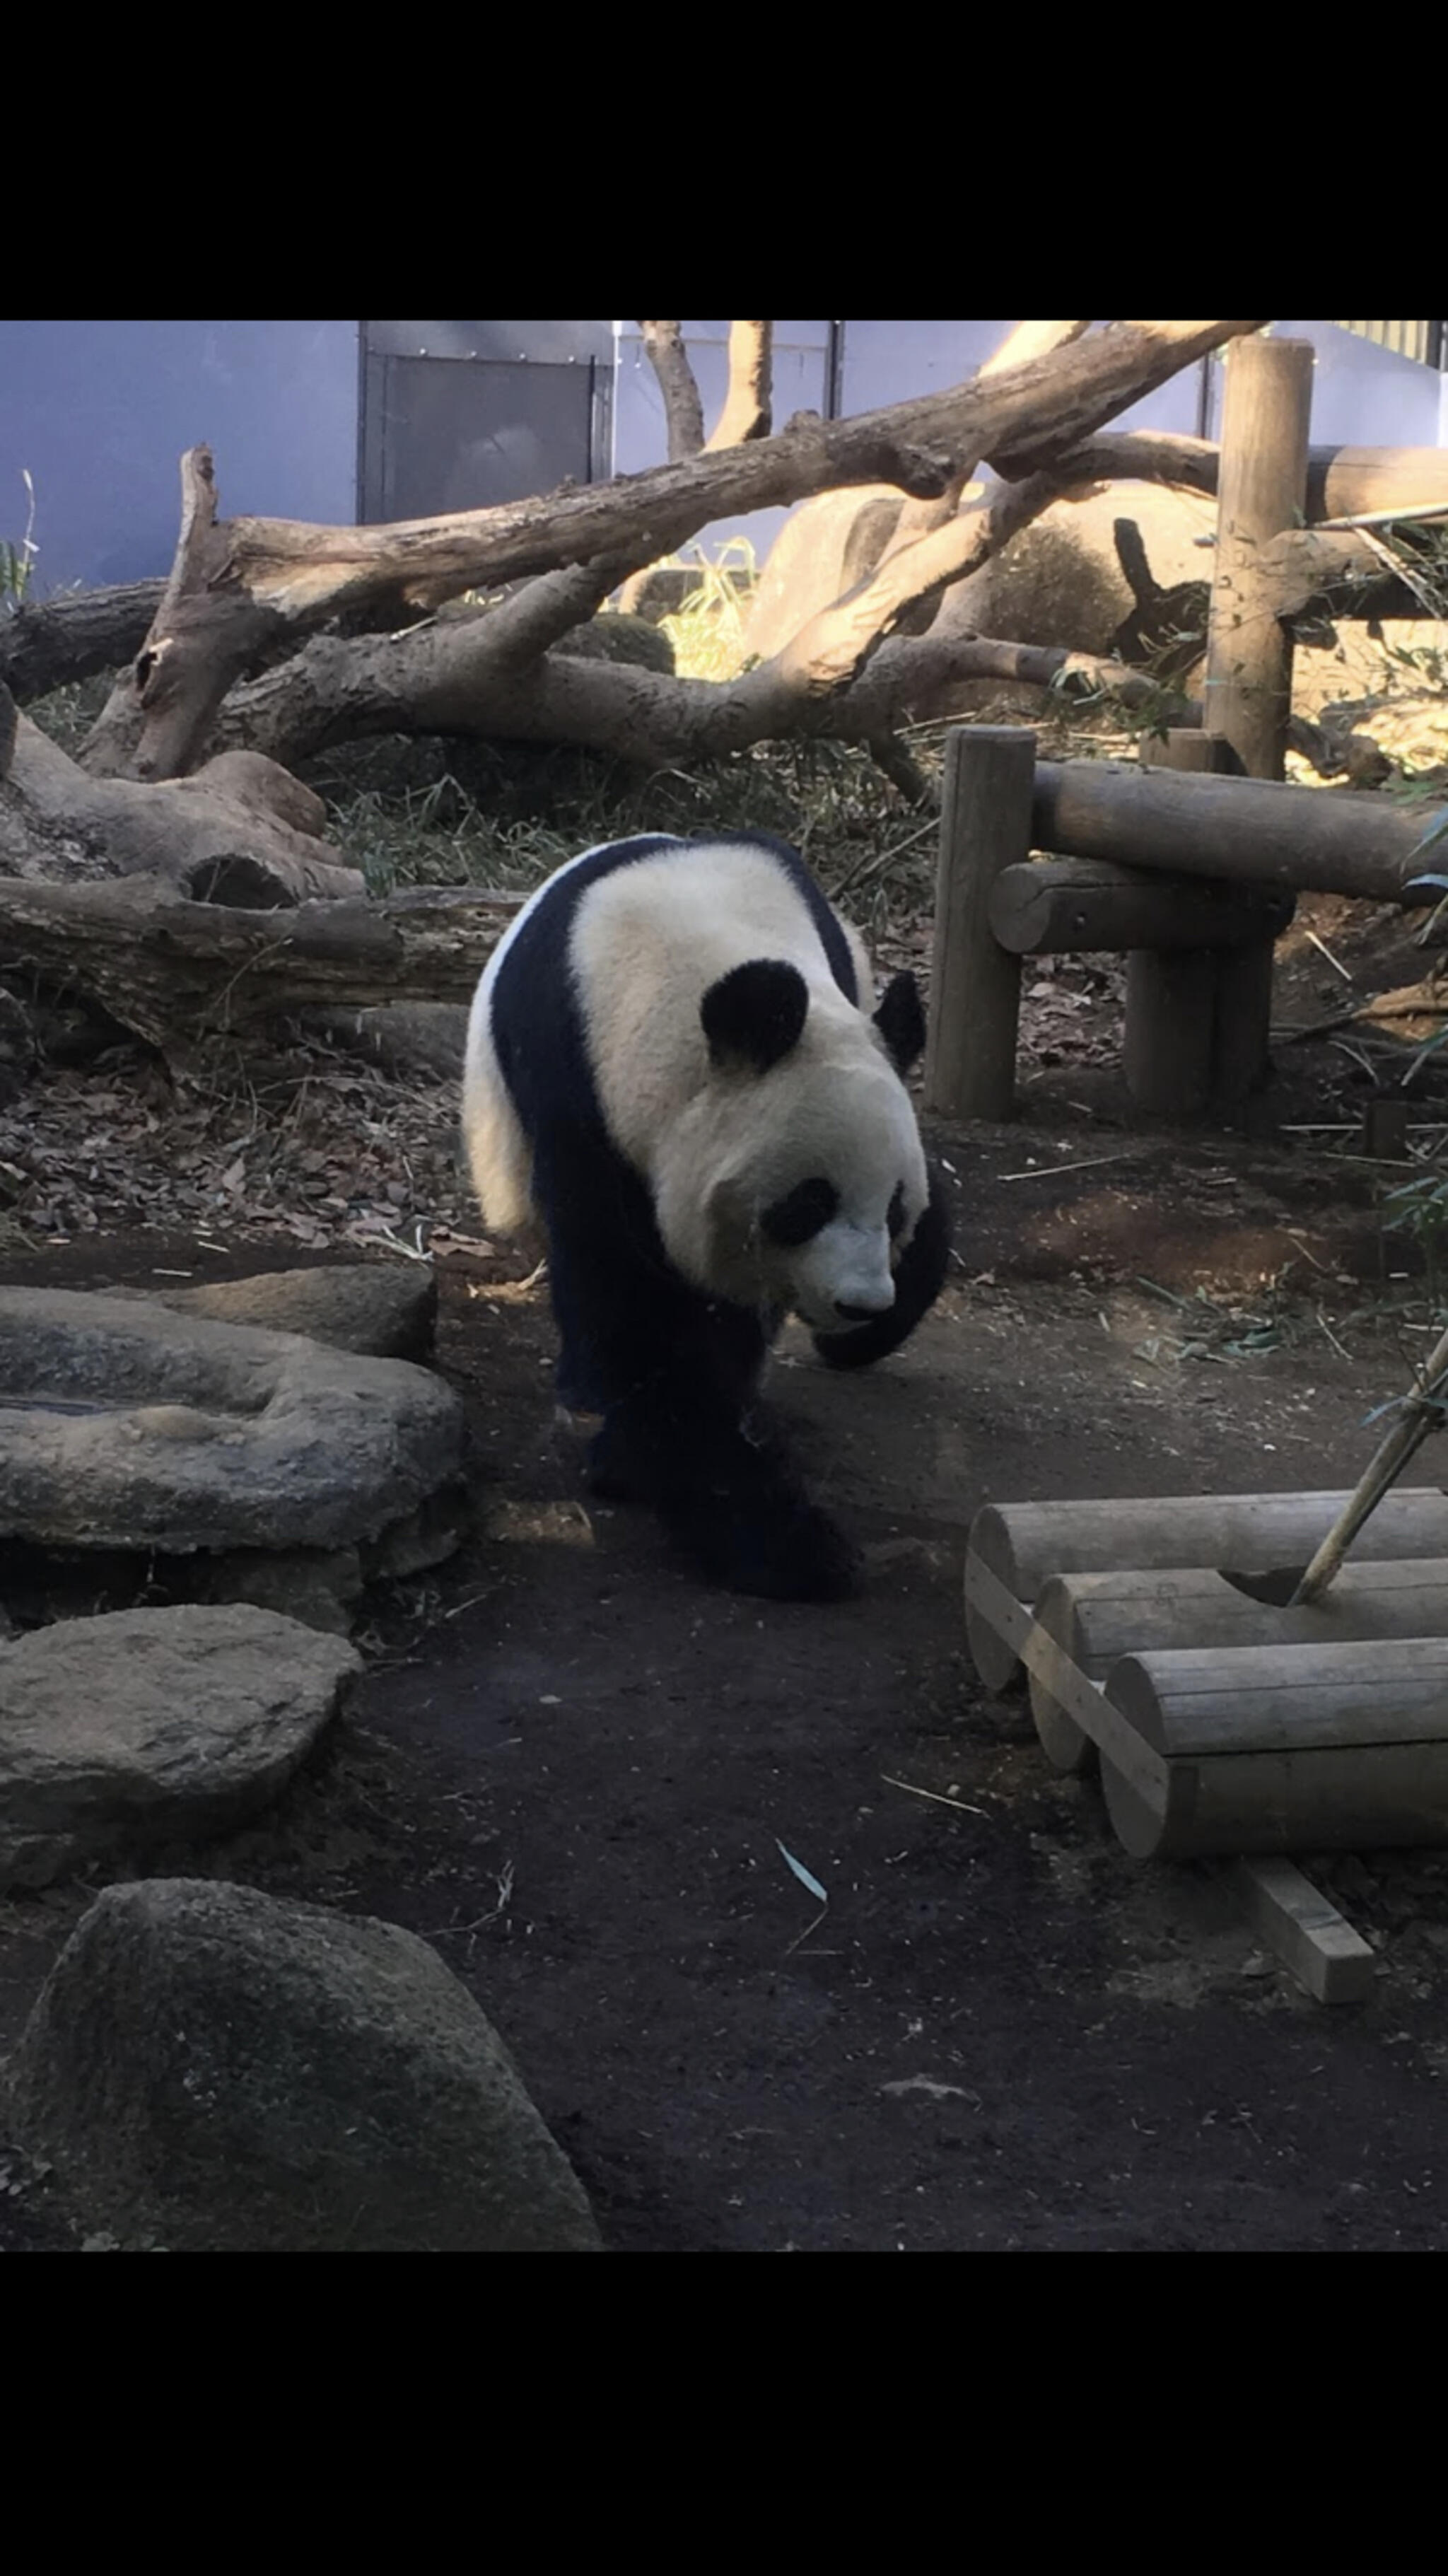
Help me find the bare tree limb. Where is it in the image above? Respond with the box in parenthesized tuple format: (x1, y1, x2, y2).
(637, 322, 706, 460)
(884, 322, 1094, 556)
(85, 321, 1264, 783)
(706, 321, 773, 448)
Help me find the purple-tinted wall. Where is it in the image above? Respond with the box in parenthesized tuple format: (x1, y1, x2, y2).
(0, 320, 358, 592)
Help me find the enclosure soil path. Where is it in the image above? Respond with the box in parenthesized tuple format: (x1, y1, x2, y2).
(2, 1132, 1448, 2250)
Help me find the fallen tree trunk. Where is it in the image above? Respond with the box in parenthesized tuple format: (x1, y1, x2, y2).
(2, 704, 361, 903)
(83, 322, 1264, 781)
(209, 590, 1208, 771)
(1, 581, 163, 700)
(0, 877, 521, 1051)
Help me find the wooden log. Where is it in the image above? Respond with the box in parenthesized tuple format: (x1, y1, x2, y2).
(1029, 1558, 1448, 1776)
(0, 581, 164, 700)
(1030, 761, 1447, 902)
(963, 1488, 1448, 1692)
(4, 706, 360, 907)
(987, 858, 1292, 957)
(1203, 337, 1314, 781)
(1234, 1858, 1375, 2005)
(1102, 1636, 1448, 1860)
(922, 727, 1037, 1121)
(1307, 445, 1448, 523)
(0, 876, 522, 1053)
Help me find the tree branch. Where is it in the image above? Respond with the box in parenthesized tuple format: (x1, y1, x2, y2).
(637, 321, 706, 460)
(706, 322, 773, 448)
(86, 321, 1265, 783)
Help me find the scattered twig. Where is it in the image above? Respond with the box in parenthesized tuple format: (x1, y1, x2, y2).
(997, 1149, 1142, 1184)
(882, 1773, 988, 1818)
(1304, 926, 1353, 984)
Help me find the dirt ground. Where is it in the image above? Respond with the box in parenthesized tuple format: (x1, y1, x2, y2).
(6, 1034, 1448, 2249)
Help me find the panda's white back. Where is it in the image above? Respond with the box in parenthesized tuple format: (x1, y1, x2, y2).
(573, 841, 872, 1172)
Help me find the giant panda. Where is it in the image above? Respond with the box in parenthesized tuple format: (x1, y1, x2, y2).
(462, 832, 950, 1602)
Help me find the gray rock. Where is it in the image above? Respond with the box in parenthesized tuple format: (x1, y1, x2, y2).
(0, 1604, 358, 1889)
(198, 1546, 364, 1637)
(139, 1264, 438, 1361)
(555, 610, 675, 674)
(8, 1879, 603, 2251)
(0, 1288, 464, 1556)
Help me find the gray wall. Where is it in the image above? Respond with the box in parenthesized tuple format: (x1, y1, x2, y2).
(0, 320, 358, 592)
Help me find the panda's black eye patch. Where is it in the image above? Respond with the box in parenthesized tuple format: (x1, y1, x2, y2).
(888, 1184, 906, 1238)
(761, 1177, 839, 1248)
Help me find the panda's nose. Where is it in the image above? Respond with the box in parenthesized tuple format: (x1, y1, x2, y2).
(834, 1290, 895, 1321)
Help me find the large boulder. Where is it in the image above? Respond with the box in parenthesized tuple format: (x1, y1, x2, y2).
(744, 478, 1218, 680)
(136, 1264, 438, 1362)
(0, 1604, 358, 1889)
(7, 1879, 603, 2251)
(939, 482, 1218, 659)
(0, 1288, 464, 1556)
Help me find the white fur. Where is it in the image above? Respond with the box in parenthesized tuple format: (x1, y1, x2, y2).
(461, 839, 927, 1335)
(462, 841, 612, 1236)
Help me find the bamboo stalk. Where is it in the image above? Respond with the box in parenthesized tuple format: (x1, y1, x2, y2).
(1291, 1319, 1448, 1605)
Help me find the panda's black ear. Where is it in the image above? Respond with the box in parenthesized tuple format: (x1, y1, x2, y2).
(701, 960, 809, 1075)
(874, 972, 926, 1074)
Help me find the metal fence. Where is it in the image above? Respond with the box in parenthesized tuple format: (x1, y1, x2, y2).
(1333, 320, 1445, 369)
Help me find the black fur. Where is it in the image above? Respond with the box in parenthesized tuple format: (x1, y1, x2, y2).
(873, 972, 927, 1074)
(702, 960, 810, 1073)
(812, 1164, 952, 1372)
(487, 834, 938, 1601)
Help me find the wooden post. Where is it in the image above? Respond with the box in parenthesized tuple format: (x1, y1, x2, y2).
(1123, 730, 1235, 1118)
(1203, 336, 1314, 1109)
(923, 726, 1037, 1121)
(1203, 338, 1314, 778)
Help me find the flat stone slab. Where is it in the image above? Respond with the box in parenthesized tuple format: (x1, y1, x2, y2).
(0, 1604, 358, 1889)
(139, 1264, 438, 1360)
(7, 1877, 603, 2251)
(0, 1287, 464, 1555)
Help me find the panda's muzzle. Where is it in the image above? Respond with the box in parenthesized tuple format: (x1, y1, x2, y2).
(833, 1290, 897, 1322)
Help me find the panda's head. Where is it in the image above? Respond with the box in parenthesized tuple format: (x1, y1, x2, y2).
(654, 958, 931, 1337)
